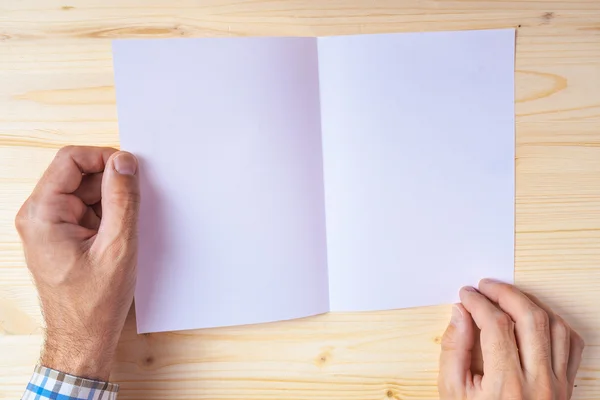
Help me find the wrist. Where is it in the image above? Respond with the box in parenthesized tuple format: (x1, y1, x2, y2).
(41, 330, 118, 381)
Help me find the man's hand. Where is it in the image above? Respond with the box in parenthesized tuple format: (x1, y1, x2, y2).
(15, 146, 140, 381)
(438, 279, 585, 400)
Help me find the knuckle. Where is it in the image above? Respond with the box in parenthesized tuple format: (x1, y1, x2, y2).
(56, 145, 76, 157)
(14, 206, 28, 233)
(440, 325, 458, 351)
(14, 196, 44, 231)
(572, 331, 585, 350)
(498, 283, 520, 301)
(109, 189, 141, 207)
(35, 201, 54, 220)
(529, 307, 550, 331)
(128, 190, 141, 205)
(553, 316, 570, 337)
(494, 312, 514, 330)
(20, 194, 69, 226)
(498, 283, 516, 296)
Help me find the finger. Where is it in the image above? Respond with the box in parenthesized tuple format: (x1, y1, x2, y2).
(80, 207, 101, 231)
(471, 325, 484, 377)
(459, 287, 521, 381)
(472, 373, 483, 392)
(525, 293, 571, 379)
(32, 193, 88, 225)
(93, 151, 140, 255)
(72, 173, 103, 205)
(439, 304, 475, 398)
(567, 330, 585, 398)
(37, 146, 116, 195)
(92, 201, 102, 219)
(478, 280, 552, 377)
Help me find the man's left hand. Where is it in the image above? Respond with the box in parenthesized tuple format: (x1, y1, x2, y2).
(16, 146, 140, 381)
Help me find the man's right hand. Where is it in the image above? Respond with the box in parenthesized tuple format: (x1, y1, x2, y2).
(438, 279, 585, 400)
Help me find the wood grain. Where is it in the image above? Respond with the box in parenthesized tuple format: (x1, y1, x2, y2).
(1, 0, 600, 399)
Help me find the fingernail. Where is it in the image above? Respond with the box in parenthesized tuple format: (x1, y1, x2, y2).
(480, 278, 501, 284)
(451, 305, 463, 325)
(113, 152, 137, 175)
(462, 286, 477, 292)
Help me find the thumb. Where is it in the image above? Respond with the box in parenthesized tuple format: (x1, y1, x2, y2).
(438, 304, 475, 399)
(95, 151, 140, 253)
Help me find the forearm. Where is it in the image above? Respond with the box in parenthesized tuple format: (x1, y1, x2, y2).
(41, 328, 118, 382)
(22, 318, 122, 398)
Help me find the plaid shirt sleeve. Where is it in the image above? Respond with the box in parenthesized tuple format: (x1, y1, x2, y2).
(22, 365, 119, 400)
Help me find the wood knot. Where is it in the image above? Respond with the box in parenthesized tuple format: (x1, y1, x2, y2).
(387, 389, 394, 398)
(315, 347, 333, 367)
(143, 356, 154, 366)
(434, 336, 442, 344)
(541, 12, 554, 23)
(61, 5, 75, 10)
(315, 354, 328, 366)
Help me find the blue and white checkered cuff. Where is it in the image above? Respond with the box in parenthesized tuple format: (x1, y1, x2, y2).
(22, 365, 118, 400)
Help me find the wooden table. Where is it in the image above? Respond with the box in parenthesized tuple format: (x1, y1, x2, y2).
(1, 1, 599, 399)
